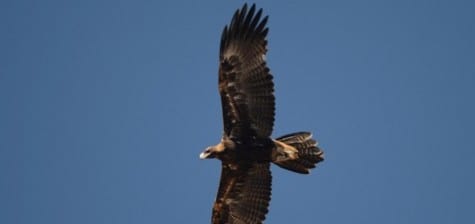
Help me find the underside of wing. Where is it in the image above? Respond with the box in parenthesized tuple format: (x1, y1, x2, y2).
(219, 4, 275, 139)
(212, 162, 272, 224)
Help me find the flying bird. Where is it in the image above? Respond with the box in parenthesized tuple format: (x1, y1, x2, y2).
(200, 4, 324, 224)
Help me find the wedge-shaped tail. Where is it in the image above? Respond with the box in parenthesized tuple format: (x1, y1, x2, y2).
(272, 132, 324, 174)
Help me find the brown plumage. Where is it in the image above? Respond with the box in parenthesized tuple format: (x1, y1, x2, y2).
(200, 4, 324, 224)
(218, 3, 273, 139)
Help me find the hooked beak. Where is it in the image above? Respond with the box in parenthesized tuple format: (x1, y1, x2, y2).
(199, 151, 209, 159)
(200, 149, 210, 159)
(199, 147, 212, 159)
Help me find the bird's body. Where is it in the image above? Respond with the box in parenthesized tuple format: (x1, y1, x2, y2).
(200, 4, 324, 224)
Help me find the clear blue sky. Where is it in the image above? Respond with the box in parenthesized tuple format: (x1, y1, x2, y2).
(1, 0, 474, 223)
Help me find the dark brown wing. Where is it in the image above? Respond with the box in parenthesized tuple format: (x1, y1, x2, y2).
(212, 162, 272, 224)
(219, 4, 275, 139)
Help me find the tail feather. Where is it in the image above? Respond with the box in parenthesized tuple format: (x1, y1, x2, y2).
(273, 132, 324, 174)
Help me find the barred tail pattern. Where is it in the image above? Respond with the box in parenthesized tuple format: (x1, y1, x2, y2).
(273, 132, 324, 174)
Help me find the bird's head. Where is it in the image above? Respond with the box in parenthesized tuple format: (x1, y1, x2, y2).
(200, 142, 226, 159)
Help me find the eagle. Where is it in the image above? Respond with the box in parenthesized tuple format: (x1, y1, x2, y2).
(200, 4, 324, 224)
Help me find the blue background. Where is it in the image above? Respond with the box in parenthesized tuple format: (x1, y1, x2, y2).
(2, 0, 474, 223)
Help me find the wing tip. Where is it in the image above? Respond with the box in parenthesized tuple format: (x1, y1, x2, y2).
(220, 3, 269, 53)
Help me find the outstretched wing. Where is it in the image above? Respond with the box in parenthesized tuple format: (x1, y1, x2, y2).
(212, 162, 272, 224)
(219, 4, 275, 139)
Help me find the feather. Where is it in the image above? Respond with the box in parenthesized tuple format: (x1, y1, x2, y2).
(219, 3, 275, 139)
